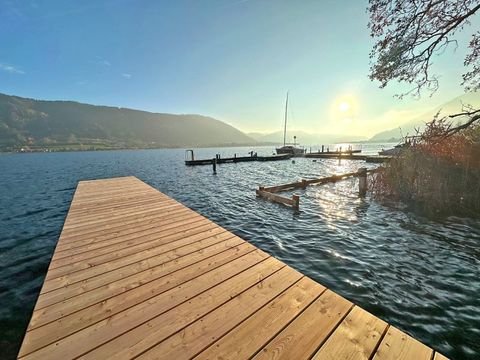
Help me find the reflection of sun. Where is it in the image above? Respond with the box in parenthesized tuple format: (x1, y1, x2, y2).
(338, 101, 350, 113)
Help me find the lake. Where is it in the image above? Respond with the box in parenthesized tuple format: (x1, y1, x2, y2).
(0, 145, 479, 360)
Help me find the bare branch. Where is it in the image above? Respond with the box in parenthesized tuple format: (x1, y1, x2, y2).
(368, 0, 480, 97)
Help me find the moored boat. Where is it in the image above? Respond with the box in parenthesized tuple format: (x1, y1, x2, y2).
(275, 92, 306, 156)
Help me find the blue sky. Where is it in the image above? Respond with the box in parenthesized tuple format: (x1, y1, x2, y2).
(0, 0, 477, 136)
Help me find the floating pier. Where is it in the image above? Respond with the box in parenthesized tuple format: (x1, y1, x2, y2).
(185, 151, 290, 166)
(305, 153, 391, 163)
(18, 176, 446, 359)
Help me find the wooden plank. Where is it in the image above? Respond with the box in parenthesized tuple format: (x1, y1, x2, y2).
(18, 177, 440, 360)
(372, 326, 433, 360)
(53, 213, 207, 252)
(69, 190, 163, 207)
(50, 221, 216, 266)
(194, 277, 326, 360)
(64, 197, 176, 221)
(261, 169, 380, 193)
(69, 184, 159, 198)
(82, 264, 299, 360)
(60, 203, 186, 234)
(20, 257, 286, 360)
(30, 243, 258, 330)
(63, 198, 175, 226)
(36, 235, 254, 310)
(45, 227, 228, 279)
(57, 207, 194, 243)
(67, 192, 167, 212)
(41, 234, 241, 293)
(434, 352, 449, 360)
(256, 189, 294, 207)
(67, 195, 167, 216)
(311, 306, 388, 360)
(262, 181, 304, 193)
(21, 248, 269, 357)
(253, 290, 353, 360)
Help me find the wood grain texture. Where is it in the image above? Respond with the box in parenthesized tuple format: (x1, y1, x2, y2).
(253, 289, 353, 360)
(311, 306, 387, 360)
(18, 177, 440, 360)
(372, 326, 433, 360)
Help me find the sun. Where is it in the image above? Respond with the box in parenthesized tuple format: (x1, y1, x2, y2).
(331, 95, 358, 124)
(338, 101, 350, 113)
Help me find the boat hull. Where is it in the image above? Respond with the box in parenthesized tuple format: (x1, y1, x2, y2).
(276, 146, 306, 155)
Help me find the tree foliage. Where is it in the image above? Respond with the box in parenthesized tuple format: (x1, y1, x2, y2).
(368, 0, 480, 97)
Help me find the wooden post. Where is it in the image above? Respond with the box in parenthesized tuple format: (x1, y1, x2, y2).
(358, 167, 367, 196)
(213, 158, 217, 175)
(301, 179, 307, 189)
(321, 145, 324, 153)
(292, 195, 300, 211)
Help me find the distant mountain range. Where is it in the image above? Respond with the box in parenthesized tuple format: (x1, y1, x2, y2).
(2, 92, 478, 152)
(369, 92, 480, 142)
(247, 130, 367, 146)
(0, 93, 256, 151)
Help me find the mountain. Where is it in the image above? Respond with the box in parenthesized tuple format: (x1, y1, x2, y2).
(247, 130, 367, 146)
(0, 93, 256, 151)
(369, 93, 480, 142)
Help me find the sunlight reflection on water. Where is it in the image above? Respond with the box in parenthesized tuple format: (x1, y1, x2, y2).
(0, 145, 479, 360)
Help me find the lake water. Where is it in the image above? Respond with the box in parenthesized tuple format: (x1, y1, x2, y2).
(0, 145, 479, 360)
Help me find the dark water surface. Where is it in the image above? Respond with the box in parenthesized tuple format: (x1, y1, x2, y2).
(0, 147, 479, 360)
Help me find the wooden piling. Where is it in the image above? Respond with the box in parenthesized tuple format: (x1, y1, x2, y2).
(292, 194, 300, 210)
(358, 167, 367, 196)
(213, 158, 217, 175)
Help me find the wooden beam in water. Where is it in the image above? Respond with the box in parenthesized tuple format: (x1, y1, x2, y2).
(258, 168, 381, 210)
(256, 188, 298, 209)
(263, 169, 379, 194)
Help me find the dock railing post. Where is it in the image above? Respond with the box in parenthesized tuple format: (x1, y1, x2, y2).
(358, 167, 367, 196)
(213, 158, 217, 175)
(292, 195, 300, 211)
(301, 179, 307, 189)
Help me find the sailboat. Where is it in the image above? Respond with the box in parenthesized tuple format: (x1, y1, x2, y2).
(276, 92, 306, 155)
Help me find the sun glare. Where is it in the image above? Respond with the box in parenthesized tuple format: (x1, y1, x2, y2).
(332, 95, 357, 122)
(338, 101, 350, 113)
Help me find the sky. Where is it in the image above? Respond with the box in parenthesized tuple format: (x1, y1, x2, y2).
(0, 0, 477, 138)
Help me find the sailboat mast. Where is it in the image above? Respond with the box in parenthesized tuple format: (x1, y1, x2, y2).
(283, 92, 288, 147)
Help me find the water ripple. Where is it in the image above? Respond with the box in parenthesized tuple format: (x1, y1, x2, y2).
(0, 147, 478, 360)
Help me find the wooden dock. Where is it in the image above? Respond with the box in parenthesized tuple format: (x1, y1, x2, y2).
(305, 153, 391, 163)
(18, 176, 447, 360)
(185, 153, 290, 166)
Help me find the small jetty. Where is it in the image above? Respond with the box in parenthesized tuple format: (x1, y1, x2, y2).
(18, 176, 447, 359)
(305, 152, 391, 162)
(185, 150, 290, 166)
